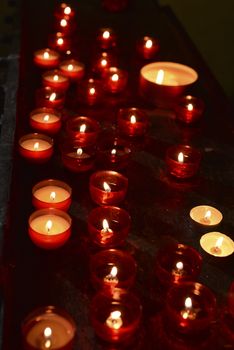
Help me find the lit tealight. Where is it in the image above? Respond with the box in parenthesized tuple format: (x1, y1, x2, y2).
(50, 191, 56, 201)
(178, 152, 184, 163)
(106, 310, 123, 330)
(79, 124, 86, 133)
(103, 31, 110, 39)
(46, 220, 53, 233)
(44, 51, 50, 59)
(187, 103, 194, 111)
(103, 266, 118, 285)
(111, 73, 119, 82)
(145, 39, 153, 49)
(200, 232, 234, 257)
(190, 205, 223, 226)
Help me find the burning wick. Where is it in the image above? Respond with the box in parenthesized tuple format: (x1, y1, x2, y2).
(43, 51, 50, 59)
(68, 64, 73, 71)
(130, 115, 136, 124)
(103, 265, 118, 285)
(57, 38, 64, 46)
(89, 87, 96, 95)
(64, 6, 71, 15)
(101, 59, 107, 67)
(181, 297, 196, 320)
(106, 310, 123, 330)
(100, 219, 113, 242)
(77, 148, 83, 156)
(103, 31, 110, 39)
(33, 142, 39, 150)
(103, 181, 111, 192)
(200, 210, 211, 224)
(43, 115, 50, 122)
(187, 103, 194, 111)
(60, 19, 67, 27)
(79, 124, 86, 133)
(173, 261, 184, 275)
(156, 69, 164, 84)
(43, 327, 52, 349)
(49, 93, 56, 101)
(145, 39, 153, 49)
(46, 220, 53, 234)
(178, 152, 184, 163)
(50, 192, 56, 201)
(111, 73, 119, 82)
(210, 237, 224, 255)
(53, 75, 59, 82)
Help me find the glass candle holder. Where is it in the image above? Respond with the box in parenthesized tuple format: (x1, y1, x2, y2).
(189, 205, 223, 226)
(155, 243, 202, 287)
(28, 208, 72, 249)
(89, 170, 128, 206)
(103, 67, 128, 94)
(29, 107, 62, 135)
(97, 137, 131, 170)
(33, 48, 60, 69)
(32, 179, 72, 211)
(77, 78, 103, 106)
(90, 288, 142, 343)
(90, 249, 137, 292)
(36, 87, 65, 109)
(165, 282, 216, 335)
(175, 95, 205, 125)
(42, 69, 70, 92)
(92, 51, 117, 77)
(54, 3, 75, 21)
(18, 133, 53, 163)
(61, 141, 96, 172)
(117, 107, 149, 138)
(88, 206, 131, 248)
(22, 305, 76, 350)
(49, 32, 71, 53)
(96, 27, 117, 50)
(66, 116, 100, 146)
(165, 144, 201, 179)
(59, 59, 85, 80)
(136, 36, 160, 60)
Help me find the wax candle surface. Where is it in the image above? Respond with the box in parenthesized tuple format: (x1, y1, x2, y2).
(20, 139, 52, 151)
(31, 112, 60, 124)
(33, 186, 70, 204)
(30, 214, 70, 235)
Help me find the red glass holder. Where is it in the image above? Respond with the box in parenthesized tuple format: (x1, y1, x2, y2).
(117, 107, 149, 138)
(66, 116, 100, 146)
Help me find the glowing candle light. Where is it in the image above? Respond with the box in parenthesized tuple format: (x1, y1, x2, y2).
(68, 64, 73, 71)
(49, 93, 56, 102)
(46, 220, 53, 233)
(43, 115, 50, 122)
(57, 38, 64, 46)
(60, 19, 67, 27)
(190, 205, 223, 226)
(145, 39, 153, 49)
(64, 6, 71, 15)
(111, 149, 117, 155)
(50, 191, 56, 201)
(103, 181, 111, 192)
(103, 266, 119, 285)
(111, 73, 119, 82)
(210, 236, 224, 255)
(181, 297, 196, 320)
(89, 87, 95, 95)
(130, 115, 136, 124)
(156, 69, 164, 84)
(200, 232, 234, 257)
(43, 327, 52, 349)
(44, 51, 50, 59)
(103, 30, 110, 39)
(178, 152, 184, 163)
(53, 75, 59, 82)
(79, 124, 86, 133)
(187, 103, 194, 111)
(106, 310, 123, 330)
(34, 142, 39, 150)
(101, 59, 107, 67)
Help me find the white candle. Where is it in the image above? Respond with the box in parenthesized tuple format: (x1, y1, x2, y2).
(30, 214, 70, 235)
(190, 205, 223, 226)
(30, 112, 60, 124)
(20, 139, 52, 151)
(200, 232, 234, 257)
(33, 186, 70, 204)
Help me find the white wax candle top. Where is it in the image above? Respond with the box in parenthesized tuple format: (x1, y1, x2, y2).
(30, 214, 70, 235)
(34, 186, 70, 203)
(190, 205, 223, 226)
(26, 313, 74, 348)
(44, 74, 67, 83)
(36, 50, 58, 60)
(20, 139, 52, 151)
(200, 232, 234, 257)
(31, 113, 60, 124)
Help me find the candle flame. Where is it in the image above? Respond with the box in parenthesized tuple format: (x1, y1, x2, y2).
(89, 87, 95, 95)
(57, 38, 64, 45)
(43, 51, 50, 59)
(176, 261, 183, 270)
(130, 115, 136, 124)
(102, 219, 110, 231)
(106, 311, 122, 330)
(43, 114, 50, 122)
(204, 210, 211, 221)
(111, 73, 119, 82)
(50, 191, 56, 201)
(156, 69, 164, 84)
(110, 266, 118, 277)
(33, 142, 39, 150)
(103, 181, 111, 192)
(53, 75, 59, 81)
(64, 6, 71, 15)
(60, 19, 67, 27)
(68, 64, 73, 71)
(178, 152, 184, 163)
(187, 103, 194, 111)
(46, 220, 53, 233)
(185, 297, 192, 309)
(111, 148, 117, 155)
(44, 327, 52, 338)
(79, 124, 86, 133)
(145, 39, 153, 49)
(103, 30, 110, 39)
(215, 237, 224, 249)
(77, 148, 83, 156)
(101, 59, 107, 67)
(49, 92, 56, 101)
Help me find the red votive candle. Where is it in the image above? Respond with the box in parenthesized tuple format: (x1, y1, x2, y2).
(28, 208, 72, 249)
(166, 144, 201, 179)
(90, 249, 137, 292)
(137, 36, 160, 60)
(33, 48, 60, 69)
(155, 243, 202, 287)
(103, 67, 128, 94)
(54, 3, 75, 21)
(96, 28, 117, 50)
(49, 32, 71, 53)
(92, 51, 117, 77)
(29, 107, 62, 135)
(88, 206, 131, 248)
(36, 87, 65, 109)
(59, 59, 85, 80)
(66, 116, 100, 146)
(91, 288, 142, 343)
(175, 95, 205, 125)
(97, 137, 131, 170)
(61, 141, 96, 172)
(89, 170, 128, 206)
(42, 69, 70, 92)
(22, 305, 76, 350)
(18, 133, 53, 163)
(32, 179, 72, 211)
(77, 78, 103, 106)
(102, 0, 129, 12)
(165, 282, 216, 335)
(117, 107, 149, 137)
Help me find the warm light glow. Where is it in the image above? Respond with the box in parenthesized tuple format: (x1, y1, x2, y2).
(49, 93, 56, 101)
(176, 261, 183, 270)
(43, 114, 50, 122)
(130, 115, 136, 124)
(111, 148, 117, 155)
(103, 181, 111, 192)
(101, 59, 107, 67)
(77, 148, 83, 156)
(33, 142, 39, 150)
(60, 19, 67, 27)
(187, 103, 194, 111)
(103, 30, 110, 39)
(145, 39, 153, 49)
(44, 327, 52, 338)
(178, 152, 184, 163)
(79, 124, 86, 133)
(110, 266, 118, 277)
(53, 75, 59, 81)
(64, 6, 71, 15)
(50, 192, 56, 201)
(111, 73, 119, 82)
(57, 38, 64, 45)
(89, 87, 95, 95)
(215, 237, 224, 249)
(106, 311, 123, 330)
(156, 69, 164, 84)
(182, 297, 193, 319)
(43, 51, 50, 59)
(46, 220, 53, 233)
(68, 64, 73, 71)
(204, 210, 211, 221)
(102, 219, 110, 231)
